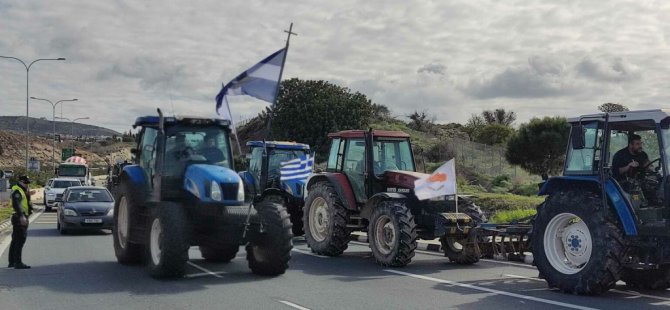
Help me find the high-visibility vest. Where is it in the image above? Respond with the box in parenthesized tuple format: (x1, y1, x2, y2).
(11, 185, 30, 214)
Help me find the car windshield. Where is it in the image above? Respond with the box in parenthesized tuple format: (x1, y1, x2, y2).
(164, 125, 232, 176)
(52, 180, 81, 188)
(66, 189, 113, 202)
(59, 165, 87, 177)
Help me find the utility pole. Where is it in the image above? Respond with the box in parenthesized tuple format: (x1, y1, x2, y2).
(31, 97, 77, 172)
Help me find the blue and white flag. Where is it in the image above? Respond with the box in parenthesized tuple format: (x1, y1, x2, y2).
(280, 154, 314, 181)
(215, 48, 287, 124)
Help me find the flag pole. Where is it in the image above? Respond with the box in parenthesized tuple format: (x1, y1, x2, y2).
(454, 160, 459, 214)
(268, 22, 296, 139)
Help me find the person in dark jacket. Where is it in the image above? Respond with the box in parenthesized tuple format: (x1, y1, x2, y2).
(8, 175, 33, 269)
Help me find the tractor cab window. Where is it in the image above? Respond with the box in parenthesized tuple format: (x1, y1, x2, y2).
(565, 122, 602, 174)
(268, 148, 307, 180)
(164, 126, 232, 176)
(327, 138, 343, 171)
(372, 138, 415, 176)
(139, 127, 158, 180)
(343, 139, 366, 202)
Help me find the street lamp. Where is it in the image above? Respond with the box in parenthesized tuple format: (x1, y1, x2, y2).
(56, 116, 89, 150)
(0, 56, 66, 169)
(30, 97, 78, 170)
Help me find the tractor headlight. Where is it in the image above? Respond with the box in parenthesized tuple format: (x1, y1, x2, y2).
(210, 181, 223, 201)
(63, 208, 78, 217)
(237, 178, 245, 201)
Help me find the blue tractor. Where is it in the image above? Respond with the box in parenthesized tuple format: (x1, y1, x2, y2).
(533, 109, 670, 294)
(239, 141, 310, 236)
(111, 110, 293, 278)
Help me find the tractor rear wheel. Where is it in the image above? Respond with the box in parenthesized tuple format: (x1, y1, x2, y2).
(532, 189, 625, 295)
(246, 201, 293, 275)
(146, 202, 190, 278)
(368, 200, 417, 267)
(113, 181, 144, 265)
(303, 182, 350, 256)
(621, 266, 670, 290)
(263, 195, 304, 237)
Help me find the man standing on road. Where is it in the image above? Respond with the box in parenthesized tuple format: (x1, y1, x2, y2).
(8, 175, 33, 269)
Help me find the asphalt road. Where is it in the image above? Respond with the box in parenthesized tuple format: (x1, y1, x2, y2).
(2, 209, 670, 310)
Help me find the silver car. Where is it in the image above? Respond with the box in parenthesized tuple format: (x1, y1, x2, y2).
(56, 186, 115, 234)
(44, 178, 82, 211)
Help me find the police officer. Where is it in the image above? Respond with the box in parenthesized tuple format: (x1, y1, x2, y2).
(8, 175, 33, 269)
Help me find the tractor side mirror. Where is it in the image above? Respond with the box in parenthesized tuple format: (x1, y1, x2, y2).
(570, 125, 586, 150)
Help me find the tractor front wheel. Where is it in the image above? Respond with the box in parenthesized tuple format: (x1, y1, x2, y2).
(441, 235, 481, 265)
(532, 189, 625, 295)
(368, 200, 417, 267)
(146, 202, 190, 278)
(246, 201, 293, 275)
(303, 182, 351, 256)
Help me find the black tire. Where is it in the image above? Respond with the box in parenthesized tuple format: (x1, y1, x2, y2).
(458, 197, 487, 224)
(57, 221, 68, 235)
(289, 204, 304, 237)
(246, 201, 293, 275)
(112, 181, 144, 265)
(441, 235, 481, 264)
(46, 206, 52, 212)
(621, 266, 670, 290)
(199, 241, 239, 263)
(368, 200, 417, 267)
(531, 189, 626, 295)
(303, 182, 350, 256)
(146, 202, 190, 278)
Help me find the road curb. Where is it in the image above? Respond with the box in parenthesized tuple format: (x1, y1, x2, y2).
(349, 234, 444, 252)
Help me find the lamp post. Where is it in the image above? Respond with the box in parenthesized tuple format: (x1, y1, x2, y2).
(0, 56, 66, 169)
(30, 97, 78, 170)
(56, 116, 90, 151)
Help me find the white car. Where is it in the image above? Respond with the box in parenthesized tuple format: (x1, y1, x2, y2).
(44, 178, 82, 211)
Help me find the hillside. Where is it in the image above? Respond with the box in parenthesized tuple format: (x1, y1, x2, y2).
(0, 116, 120, 137)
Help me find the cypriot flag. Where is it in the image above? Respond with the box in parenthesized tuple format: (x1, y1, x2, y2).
(414, 159, 457, 200)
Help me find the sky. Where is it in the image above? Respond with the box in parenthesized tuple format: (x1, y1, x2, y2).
(0, 0, 669, 132)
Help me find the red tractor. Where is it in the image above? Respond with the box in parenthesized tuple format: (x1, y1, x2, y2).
(303, 129, 485, 266)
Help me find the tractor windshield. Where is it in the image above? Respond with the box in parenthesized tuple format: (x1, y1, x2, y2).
(372, 138, 415, 176)
(164, 125, 232, 176)
(268, 149, 307, 179)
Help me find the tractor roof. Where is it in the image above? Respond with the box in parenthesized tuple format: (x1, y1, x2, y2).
(133, 116, 232, 128)
(569, 109, 670, 124)
(246, 141, 310, 150)
(328, 130, 410, 139)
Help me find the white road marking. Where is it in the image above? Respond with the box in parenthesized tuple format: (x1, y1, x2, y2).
(505, 273, 670, 303)
(277, 300, 312, 310)
(0, 210, 43, 257)
(291, 248, 328, 258)
(187, 261, 224, 278)
(385, 269, 599, 310)
(185, 271, 227, 278)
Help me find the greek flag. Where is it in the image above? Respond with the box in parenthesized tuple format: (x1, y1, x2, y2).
(280, 155, 314, 181)
(215, 48, 287, 124)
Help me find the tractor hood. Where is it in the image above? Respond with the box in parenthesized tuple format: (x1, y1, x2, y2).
(384, 170, 428, 189)
(183, 164, 244, 205)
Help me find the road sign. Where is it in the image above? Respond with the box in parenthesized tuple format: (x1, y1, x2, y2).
(28, 159, 40, 172)
(62, 148, 74, 161)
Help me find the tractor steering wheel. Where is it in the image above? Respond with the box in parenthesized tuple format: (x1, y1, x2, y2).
(643, 158, 661, 171)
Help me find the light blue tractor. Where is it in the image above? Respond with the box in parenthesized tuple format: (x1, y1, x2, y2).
(533, 110, 670, 294)
(239, 141, 310, 236)
(111, 110, 293, 278)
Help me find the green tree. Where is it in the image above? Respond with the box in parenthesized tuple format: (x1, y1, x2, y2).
(505, 117, 570, 179)
(372, 103, 391, 121)
(474, 124, 514, 145)
(482, 108, 516, 126)
(407, 111, 435, 132)
(270, 78, 374, 158)
(464, 114, 486, 140)
(598, 103, 629, 113)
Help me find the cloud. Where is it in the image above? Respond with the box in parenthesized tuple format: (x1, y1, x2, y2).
(96, 57, 194, 94)
(575, 56, 641, 82)
(417, 63, 446, 75)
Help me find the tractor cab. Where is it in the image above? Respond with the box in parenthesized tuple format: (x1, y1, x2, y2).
(243, 141, 310, 199)
(325, 130, 417, 203)
(534, 109, 670, 295)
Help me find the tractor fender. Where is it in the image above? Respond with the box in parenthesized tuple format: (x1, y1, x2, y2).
(539, 176, 638, 235)
(306, 173, 357, 211)
(360, 192, 407, 220)
(261, 188, 284, 200)
(120, 164, 147, 188)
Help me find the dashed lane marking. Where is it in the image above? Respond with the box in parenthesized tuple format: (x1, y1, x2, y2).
(291, 248, 329, 258)
(277, 300, 312, 310)
(185, 271, 227, 278)
(385, 269, 599, 310)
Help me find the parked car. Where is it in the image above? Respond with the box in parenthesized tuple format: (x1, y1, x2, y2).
(56, 186, 114, 234)
(4, 170, 14, 178)
(44, 178, 82, 211)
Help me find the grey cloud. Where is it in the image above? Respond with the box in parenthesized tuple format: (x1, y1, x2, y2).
(417, 63, 446, 75)
(97, 57, 194, 93)
(575, 57, 640, 82)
